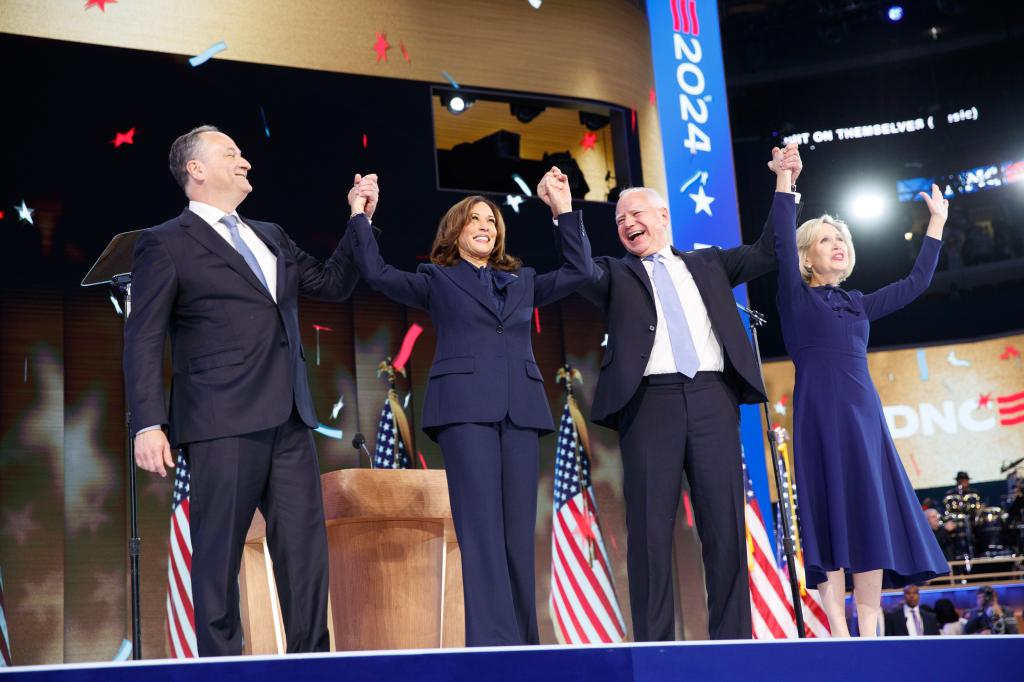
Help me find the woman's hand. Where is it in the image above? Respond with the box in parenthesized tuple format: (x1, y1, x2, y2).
(347, 173, 379, 217)
(538, 166, 573, 217)
(768, 143, 801, 191)
(919, 183, 948, 239)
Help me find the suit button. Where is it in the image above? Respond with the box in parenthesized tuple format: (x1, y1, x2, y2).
(496, 324, 504, 334)
(648, 325, 655, 332)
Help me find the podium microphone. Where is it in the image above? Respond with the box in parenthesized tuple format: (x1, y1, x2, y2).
(352, 432, 374, 468)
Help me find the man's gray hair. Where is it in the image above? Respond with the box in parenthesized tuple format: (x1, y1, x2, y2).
(169, 125, 219, 192)
(617, 186, 668, 210)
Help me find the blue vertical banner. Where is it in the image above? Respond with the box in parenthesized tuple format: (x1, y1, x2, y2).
(646, 0, 775, 551)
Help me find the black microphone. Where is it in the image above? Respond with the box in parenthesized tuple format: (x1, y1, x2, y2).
(352, 432, 374, 468)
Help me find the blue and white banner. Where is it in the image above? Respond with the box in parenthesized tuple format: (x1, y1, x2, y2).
(646, 0, 775, 551)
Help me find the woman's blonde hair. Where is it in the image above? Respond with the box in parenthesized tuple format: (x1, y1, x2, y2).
(430, 195, 521, 271)
(795, 214, 856, 284)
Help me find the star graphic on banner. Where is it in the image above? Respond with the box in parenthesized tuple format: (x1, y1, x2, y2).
(1000, 345, 1021, 360)
(689, 185, 715, 216)
(372, 32, 391, 62)
(111, 127, 135, 147)
(580, 131, 598, 151)
(85, 0, 117, 11)
(978, 393, 992, 409)
(15, 199, 35, 224)
(505, 194, 524, 213)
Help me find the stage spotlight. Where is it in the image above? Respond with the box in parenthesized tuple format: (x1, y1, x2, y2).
(578, 111, 610, 131)
(887, 5, 904, 22)
(510, 102, 546, 123)
(441, 90, 474, 115)
(848, 189, 889, 222)
(904, 232, 913, 241)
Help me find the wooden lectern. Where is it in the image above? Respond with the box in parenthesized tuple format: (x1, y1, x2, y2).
(239, 469, 465, 653)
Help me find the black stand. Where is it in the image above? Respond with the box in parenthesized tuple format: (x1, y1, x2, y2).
(738, 302, 806, 638)
(82, 230, 144, 660)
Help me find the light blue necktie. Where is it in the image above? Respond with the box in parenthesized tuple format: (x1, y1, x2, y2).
(645, 253, 700, 378)
(220, 214, 270, 294)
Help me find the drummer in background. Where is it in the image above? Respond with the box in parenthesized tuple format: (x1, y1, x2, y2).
(945, 471, 980, 498)
(925, 508, 956, 561)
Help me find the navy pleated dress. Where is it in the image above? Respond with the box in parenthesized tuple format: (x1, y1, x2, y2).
(774, 220, 950, 589)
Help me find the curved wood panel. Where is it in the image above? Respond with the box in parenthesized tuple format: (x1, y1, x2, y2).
(1, 0, 667, 195)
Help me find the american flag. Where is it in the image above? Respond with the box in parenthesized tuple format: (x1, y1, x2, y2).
(166, 452, 197, 657)
(744, 452, 830, 639)
(1, 568, 11, 666)
(549, 398, 626, 644)
(374, 392, 411, 469)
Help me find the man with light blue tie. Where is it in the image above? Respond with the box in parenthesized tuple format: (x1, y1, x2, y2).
(125, 125, 378, 656)
(540, 151, 800, 641)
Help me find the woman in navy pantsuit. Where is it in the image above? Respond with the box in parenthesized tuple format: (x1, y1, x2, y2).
(346, 169, 591, 645)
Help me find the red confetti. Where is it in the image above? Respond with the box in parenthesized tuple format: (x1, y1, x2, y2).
(85, 0, 117, 11)
(312, 324, 334, 332)
(631, 109, 637, 133)
(399, 41, 411, 63)
(111, 127, 135, 148)
(649, 87, 656, 105)
(417, 450, 428, 470)
(771, 422, 782, 431)
(978, 393, 992, 408)
(580, 131, 598, 151)
(0, 210, 5, 220)
(779, 394, 789, 406)
(362, 133, 368, 149)
(1000, 345, 1021, 360)
(533, 307, 541, 334)
(372, 32, 391, 63)
(682, 491, 694, 528)
(393, 323, 424, 371)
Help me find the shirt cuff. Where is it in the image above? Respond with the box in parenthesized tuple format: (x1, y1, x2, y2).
(136, 424, 163, 435)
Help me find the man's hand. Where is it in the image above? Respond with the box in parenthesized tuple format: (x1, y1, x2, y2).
(538, 166, 572, 217)
(135, 429, 174, 478)
(347, 173, 380, 218)
(768, 143, 802, 184)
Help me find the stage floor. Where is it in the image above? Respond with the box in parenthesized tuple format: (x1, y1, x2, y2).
(2, 637, 1021, 681)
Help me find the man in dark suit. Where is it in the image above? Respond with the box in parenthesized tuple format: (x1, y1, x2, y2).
(125, 125, 377, 656)
(541, 147, 801, 641)
(884, 585, 939, 636)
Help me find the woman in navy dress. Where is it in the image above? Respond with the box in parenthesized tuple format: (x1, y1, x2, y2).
(346, 169, 591, 646)
(770, 147, 950, 637)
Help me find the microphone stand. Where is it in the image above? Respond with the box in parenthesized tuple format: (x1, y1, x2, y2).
(737, 302, 806, 638)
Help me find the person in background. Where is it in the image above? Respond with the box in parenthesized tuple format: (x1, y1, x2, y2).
(964, 587, 1019, 635)
(925, 508, 956, 561)
(770, 146, 950, 638)
(933, 598, 964, 636)
(883, 585, 939, 636)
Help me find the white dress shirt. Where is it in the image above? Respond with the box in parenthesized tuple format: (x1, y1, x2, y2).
(642, 244, 724, 376)
(189, 200, 278, 303)
(903, 604, 924, 636)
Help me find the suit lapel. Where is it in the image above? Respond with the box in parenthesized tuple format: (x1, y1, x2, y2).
(243, 217, 286, 303)
(624, 254, 655, 302)
(438, 261, 500, 319)
(180, 209, 275, 302)
(499, 272, 524, 322)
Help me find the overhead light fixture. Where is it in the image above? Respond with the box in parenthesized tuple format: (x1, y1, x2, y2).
(440, 90, 474, 115)
(578, 111, 610, 131)
(509, 102, 546, 124)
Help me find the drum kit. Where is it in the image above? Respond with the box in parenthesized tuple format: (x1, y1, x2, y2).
(942, 458, 1024, 559)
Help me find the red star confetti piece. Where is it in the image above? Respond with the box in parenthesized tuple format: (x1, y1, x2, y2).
(649, 87, 656, 105)
(978, 393, 992, 408)
(399, 41, 411, 63)
(111, 127, 135, 148)
(580, 130, 598, 151)
(85, 0, 117, 11)
(1000, 345, 1021, 360)
(362, 133, 368, 149)
(372, 32, 391, 63)
(0, 210, 5, 220)
(417, 450, 428, 470)
(534, 307, 541, 334)
(631, 108, 637, 133)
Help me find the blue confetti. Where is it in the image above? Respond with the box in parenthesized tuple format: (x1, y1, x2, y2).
(259, 106, 271, 138)
(189, 41, 227, 67)
(315, 423, 343, 440)
(441, 71, 460, 88)
(916, 349, 929, 381)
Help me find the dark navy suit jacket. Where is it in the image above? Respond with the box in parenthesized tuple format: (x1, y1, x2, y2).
(347, 211, 592, 438)
(124, 208, 364, 447)
(577, 192, 795, 430)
